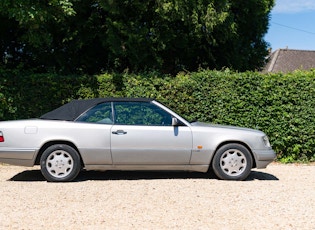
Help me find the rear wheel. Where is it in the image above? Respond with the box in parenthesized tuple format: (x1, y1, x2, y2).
(212, 143, 253, 181)
(40, 144, 81, 182)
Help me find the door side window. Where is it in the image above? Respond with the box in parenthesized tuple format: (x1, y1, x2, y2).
(114, 102, 172, 126)
(76, 102, 113, 124)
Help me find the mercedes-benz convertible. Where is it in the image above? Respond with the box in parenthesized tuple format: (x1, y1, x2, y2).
(0, 98, 276, 182)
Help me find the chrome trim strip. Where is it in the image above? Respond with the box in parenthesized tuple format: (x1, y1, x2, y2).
(85, 164, 209, 173)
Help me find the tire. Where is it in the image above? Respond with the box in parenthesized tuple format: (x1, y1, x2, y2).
(40, 144, 81, 182)
(212, 143, 253, 181)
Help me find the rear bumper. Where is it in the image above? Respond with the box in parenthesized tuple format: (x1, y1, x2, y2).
(254, 149, 277, 169)
(0, 148, 37, 166)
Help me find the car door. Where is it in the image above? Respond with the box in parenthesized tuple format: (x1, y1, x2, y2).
(75, 102, 113, 165)
(110, 101, 193, 165)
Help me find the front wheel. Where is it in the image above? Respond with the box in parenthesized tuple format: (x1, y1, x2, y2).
(212, 143, 253, 181)
(40, 144, 81, 182)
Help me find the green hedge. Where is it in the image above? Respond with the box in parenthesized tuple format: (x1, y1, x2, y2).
(1, 69, 314, 162)
(0, 70, 98, 120)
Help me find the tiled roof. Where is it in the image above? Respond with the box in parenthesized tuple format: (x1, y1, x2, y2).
(263, 49, 315, 73)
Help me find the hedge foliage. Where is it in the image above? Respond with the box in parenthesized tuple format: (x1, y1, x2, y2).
(0, 69, 314, 162)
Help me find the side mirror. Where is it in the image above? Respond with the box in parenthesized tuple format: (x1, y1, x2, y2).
(172, 117, 179, 126)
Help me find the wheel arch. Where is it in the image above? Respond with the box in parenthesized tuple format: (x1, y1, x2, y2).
(211, 141, 257, 168)
(35, 141, 84, 167)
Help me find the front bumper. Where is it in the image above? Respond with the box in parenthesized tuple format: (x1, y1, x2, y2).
(254, 149, 277, 169)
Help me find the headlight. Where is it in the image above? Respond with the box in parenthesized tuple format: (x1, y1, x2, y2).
(262, 135, 271, 147)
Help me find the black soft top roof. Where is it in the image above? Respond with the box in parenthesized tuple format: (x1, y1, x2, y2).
(40, 98, 153, 121)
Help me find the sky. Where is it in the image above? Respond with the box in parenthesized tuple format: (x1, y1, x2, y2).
(264, 0, 315, 51)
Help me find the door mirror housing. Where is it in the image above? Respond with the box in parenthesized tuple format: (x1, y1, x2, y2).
(172, 117, 179, 126)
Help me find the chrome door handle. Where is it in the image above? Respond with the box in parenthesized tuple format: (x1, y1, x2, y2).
(112, 130, 127, 135)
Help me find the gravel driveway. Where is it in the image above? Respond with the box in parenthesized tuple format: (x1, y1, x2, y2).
(0, 163, 314, 230)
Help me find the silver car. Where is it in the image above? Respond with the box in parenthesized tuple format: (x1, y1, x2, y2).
(0, 98, 276, 182)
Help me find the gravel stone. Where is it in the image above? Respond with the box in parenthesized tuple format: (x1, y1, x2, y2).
(0, 163, 314, 229)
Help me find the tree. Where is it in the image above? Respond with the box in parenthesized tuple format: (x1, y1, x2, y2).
(0, 0, 76, 70)
(0, 0, 274, 74)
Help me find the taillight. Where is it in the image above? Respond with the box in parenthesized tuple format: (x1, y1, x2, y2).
(0, 131, 4, 142)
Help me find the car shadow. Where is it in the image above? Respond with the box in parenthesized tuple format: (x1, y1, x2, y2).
(9, 169, 278, 182)
(246, 170, 279, 181)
